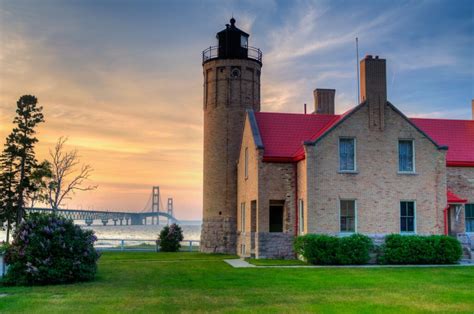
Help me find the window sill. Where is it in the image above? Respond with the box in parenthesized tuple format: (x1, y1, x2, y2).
(338, 170, 359, 174)
(338, 232, 356, 236)
(397, 172, 417, 176)
(400, 232, 417, 235)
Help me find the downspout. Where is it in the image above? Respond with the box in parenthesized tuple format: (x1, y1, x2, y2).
(443, 205, 449, 236)
(294, 162, 298, 237)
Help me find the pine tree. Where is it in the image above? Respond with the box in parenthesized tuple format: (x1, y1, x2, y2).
(0, 95, 44, 232)
(0, 134, 19, 243)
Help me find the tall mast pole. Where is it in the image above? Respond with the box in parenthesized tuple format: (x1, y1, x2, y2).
(356, 37, 360, 104)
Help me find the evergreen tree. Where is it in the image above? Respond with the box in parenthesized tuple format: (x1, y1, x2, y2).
(0, 134, 19, 243)
(0, 95, 44, 232)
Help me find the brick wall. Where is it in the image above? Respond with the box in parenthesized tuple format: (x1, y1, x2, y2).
(201, 58, 261, 254)
(237, 115, 296, 258)
(304, 102, 447, 235)
(447, 167, 474, 234)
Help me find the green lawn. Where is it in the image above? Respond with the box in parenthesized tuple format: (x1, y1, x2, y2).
(246, 258, 308, 266)
(1, 252, 473, 313)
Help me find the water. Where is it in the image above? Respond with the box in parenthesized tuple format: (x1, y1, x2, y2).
(0, 221, 202, 243)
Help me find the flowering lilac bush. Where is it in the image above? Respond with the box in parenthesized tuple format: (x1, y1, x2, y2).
(3, 213, 100, 285)
(158, 223, 184, 252)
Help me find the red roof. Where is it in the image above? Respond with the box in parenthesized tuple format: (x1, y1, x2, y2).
(254, 111, 474, 166)
(255, 112, 341, 162)
(411, 118, 474, 167)
(447, 190, 467, 203)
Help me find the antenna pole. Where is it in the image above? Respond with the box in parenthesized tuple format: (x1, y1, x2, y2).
(356, 37, 360, 104)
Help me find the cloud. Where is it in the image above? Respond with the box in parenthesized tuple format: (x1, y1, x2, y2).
(0, 0, 472, 219)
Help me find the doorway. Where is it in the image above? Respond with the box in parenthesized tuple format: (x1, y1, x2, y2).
(269, 200, 284, 232)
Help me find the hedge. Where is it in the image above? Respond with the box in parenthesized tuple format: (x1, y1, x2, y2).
(378, 234, 462, 264)
(294, 234, 373, 265)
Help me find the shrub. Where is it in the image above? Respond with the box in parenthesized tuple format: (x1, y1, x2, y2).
(0, 242, 8, 255)
(378, 234, 462, 265)
(294, 234, 373, 265)
(158, 223, 183, 252)
(3, 213, 100, 285)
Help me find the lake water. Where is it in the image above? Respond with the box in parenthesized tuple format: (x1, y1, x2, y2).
(0, 221, 202, 243)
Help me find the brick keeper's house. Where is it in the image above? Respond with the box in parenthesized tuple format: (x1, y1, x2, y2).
(200, 19, 474, 259)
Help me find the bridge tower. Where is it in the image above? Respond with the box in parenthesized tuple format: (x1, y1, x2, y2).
(167, 198, 174, 225)
(201, 18, 262, 253)
(152, 186, 160, 225)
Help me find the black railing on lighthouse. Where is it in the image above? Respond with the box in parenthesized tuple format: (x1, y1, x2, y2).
(202, 46, 263, 64)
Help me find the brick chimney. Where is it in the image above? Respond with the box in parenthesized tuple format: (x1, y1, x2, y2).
(360, 55, 386, 130)
(313, 88, 335, 114)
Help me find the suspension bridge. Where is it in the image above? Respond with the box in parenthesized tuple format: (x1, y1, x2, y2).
(26, 186, 178, 226)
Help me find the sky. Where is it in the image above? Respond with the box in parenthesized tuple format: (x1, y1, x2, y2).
(0, 0, 472, 220)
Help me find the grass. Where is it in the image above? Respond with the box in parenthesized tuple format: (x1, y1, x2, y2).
(1, 252, 473, 313)
(246, 258, 308, 266)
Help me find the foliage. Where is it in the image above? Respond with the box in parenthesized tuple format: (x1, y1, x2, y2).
(378, 234, 462, 265)
(47, 137, 97, 210)
(0, 242, 9, 255)
(3, 213, 100, 285)
(158, 223, 184, 252)
(0, 95, 45, 229)
(28, 160, 53, 208)
(294, 234, 373, 265)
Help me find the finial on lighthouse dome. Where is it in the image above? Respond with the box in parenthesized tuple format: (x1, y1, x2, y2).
(230, 17, 236, 26)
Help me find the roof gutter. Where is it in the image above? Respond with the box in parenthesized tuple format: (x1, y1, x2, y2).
(447, 161, 474, 167)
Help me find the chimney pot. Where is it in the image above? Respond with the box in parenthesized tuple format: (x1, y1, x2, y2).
(313, 89, 336, 115)
(365, 54, 373, 59)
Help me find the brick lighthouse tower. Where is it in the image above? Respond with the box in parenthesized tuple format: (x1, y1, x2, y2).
(201, 18, 262, 253)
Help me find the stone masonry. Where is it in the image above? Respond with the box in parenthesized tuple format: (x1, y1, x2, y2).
(201, 58, 262, 254)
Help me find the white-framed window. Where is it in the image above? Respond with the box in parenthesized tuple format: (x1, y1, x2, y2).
(240, 35, 248, 48)
(244, 147, 249, 179)
(340, 200, 357, 233)
(298, 199, 304, 235)
(398, 140, 415, 173)
(466, 204, 474, 233)
(240, 202, 246, 232)
(400, 201, 416, 233)
(339, 138, 356, 172)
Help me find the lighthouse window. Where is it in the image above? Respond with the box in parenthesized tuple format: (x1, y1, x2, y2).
(241, 35, 248, 48)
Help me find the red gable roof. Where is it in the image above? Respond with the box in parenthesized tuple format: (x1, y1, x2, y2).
(254, 112, 474, 166)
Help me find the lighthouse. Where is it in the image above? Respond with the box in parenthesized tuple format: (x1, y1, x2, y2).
(200, 18, 262, 253)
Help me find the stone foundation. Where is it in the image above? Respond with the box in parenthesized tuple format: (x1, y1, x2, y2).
(255, 232, 295, 259)
(200, 217, 237, 254)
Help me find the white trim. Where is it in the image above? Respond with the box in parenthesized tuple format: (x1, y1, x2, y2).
(338, 137, 357, 172)
(339, 199, 357, 234)
(400, 200, 417, 234)
(298, 199, 304, 235)
(240, 202, 246, 233)
(398, 139, 416, 174)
